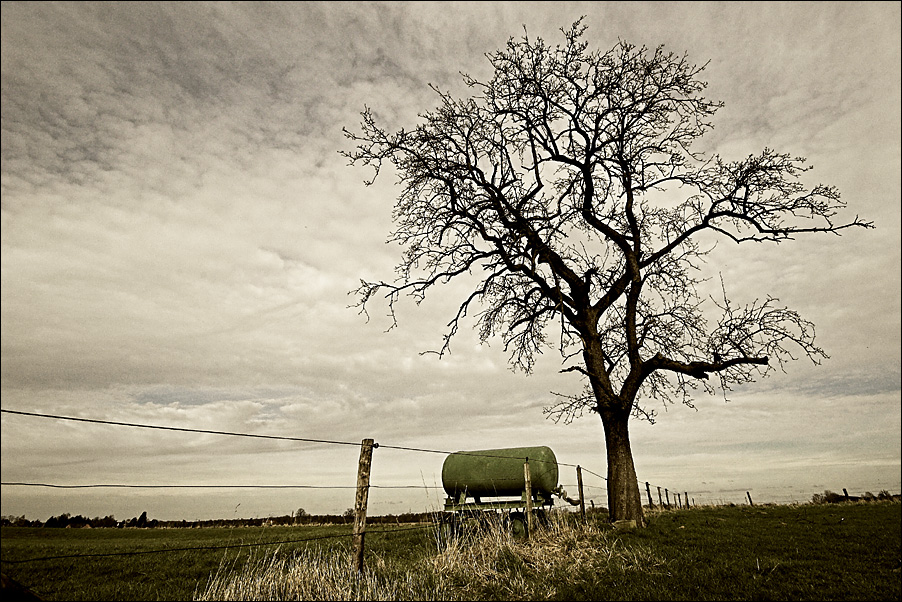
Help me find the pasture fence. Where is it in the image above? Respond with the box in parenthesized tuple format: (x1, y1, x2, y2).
(1, 407, 894, 575)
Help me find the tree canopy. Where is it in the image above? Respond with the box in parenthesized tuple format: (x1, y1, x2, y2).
(343, 20, 872, 524)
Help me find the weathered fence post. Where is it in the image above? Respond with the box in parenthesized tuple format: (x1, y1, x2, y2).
(746, 491, 754, 506)
(665, 488, 671, 508)
(576, 465, 586, 520)
(524, 458, 533, 539)
(352, 438, 376, 574)
(676, 492, 682, 508)
(843, 488, 850, 500)
(657, 486, 663, 508)
(684, 491, 689, 508)
(645, 482, 654, 508)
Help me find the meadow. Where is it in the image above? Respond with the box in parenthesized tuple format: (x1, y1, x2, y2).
(1, 500, 899, 601)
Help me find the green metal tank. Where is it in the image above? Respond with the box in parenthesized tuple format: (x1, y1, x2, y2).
(442, 446, 559, 498)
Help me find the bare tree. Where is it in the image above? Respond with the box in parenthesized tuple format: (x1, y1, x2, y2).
(342, 20, 872, 526)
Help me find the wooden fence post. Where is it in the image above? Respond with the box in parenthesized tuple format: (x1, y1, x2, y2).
(684, 492, 689, 508)
(645, 482, 654, 508)
(577, 465, 586, 520)
(746, 491, 754, 506)
(352, 438, 376, 574)
(676, 492, 682, 508)
(665, 488, 671, 508)
(657, 486, 663, 507)
(524, 458, 533, 539)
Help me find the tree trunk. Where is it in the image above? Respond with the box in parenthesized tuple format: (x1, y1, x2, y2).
(600, 409, 645, 526)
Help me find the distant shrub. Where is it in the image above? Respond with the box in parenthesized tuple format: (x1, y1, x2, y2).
(812, 490, 846, 504)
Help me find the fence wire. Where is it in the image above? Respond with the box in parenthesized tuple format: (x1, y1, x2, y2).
(0, 407, 703, 508)
(1, 405, 719, 568)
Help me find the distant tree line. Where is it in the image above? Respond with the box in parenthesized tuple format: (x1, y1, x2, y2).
(811, 490, 898, 504)
(0, 509, 440, 529)
(1, 511, 158, 529)
(2, 494, 898, 529)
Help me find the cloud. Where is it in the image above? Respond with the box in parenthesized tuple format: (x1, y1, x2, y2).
(2, 2, 899, 520)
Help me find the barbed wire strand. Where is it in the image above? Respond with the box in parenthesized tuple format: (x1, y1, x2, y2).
(579, 467, 606, 481)
(3, 409, 715, 497)
(2, 408, 590, 473)
(377, 442, 582, 469)
(0, 409, 360, 447)
(5, 409, 891, 570)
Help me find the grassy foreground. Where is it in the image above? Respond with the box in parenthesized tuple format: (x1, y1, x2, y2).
(2, 501, 900, 601)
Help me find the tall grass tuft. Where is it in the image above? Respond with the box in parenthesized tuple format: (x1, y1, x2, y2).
(195, 512, 666, 601)
(195, 545, 433, 601)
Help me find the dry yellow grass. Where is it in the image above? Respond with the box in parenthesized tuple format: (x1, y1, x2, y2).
(195, 512, 666, 601)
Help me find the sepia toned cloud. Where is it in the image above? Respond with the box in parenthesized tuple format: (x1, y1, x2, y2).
(2, 2, 899, 520)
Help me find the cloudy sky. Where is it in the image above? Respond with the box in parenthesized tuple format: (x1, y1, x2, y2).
(2, 2, 899, 522)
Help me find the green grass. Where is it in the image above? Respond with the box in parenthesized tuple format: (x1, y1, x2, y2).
(0, 524, 355, 601)
(575, 502, 901, 601)
(2, 502, 900, 601)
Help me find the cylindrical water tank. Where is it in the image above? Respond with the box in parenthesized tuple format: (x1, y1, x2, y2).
(441, 446, 559, 498)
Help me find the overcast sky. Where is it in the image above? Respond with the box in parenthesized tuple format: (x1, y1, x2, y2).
(2, 2, 899, 522)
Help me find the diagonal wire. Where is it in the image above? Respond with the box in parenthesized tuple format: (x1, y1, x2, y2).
(2, 409, 615, 483)
(0, 409, 361, 447)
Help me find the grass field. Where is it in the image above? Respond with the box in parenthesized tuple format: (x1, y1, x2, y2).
(1, 501, 899, 601)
